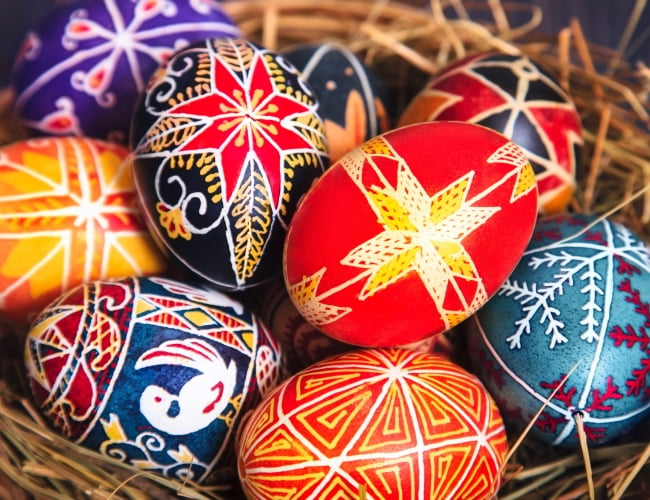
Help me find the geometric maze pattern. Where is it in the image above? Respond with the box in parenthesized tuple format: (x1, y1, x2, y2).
(238, 348, 508, 499)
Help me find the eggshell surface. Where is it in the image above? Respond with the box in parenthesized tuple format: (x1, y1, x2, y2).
(24, 276, 283, 487)
(282, 42, 390, 162)
(244, 278, 458, 374)
(399, 52, 582, 214)
(283, 121, 538, 346)
(131, 37, 329, 291)
(238, 348, 508, 500)
(0, 137, 167, 325)
(466, 214, 650, 446)
(243, 278, 354, 374)
(11, 0, 241, 143)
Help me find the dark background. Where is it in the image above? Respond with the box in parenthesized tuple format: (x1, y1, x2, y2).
(0, 0, 648, 87)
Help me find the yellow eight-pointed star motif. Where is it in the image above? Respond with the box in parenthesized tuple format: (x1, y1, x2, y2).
(287, 135, 531, 332)
(341, 163, 500, 329)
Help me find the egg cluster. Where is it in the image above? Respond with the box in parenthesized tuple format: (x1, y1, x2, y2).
(2, 1, 649, 499)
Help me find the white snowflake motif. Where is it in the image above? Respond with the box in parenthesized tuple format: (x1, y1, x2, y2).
(498, 217, 650, 350)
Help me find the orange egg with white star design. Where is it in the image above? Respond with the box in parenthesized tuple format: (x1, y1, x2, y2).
(0, 136, 169, 326)
(283, 121, 539, 347)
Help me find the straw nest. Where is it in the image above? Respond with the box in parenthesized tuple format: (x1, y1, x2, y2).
(0, 0, 649, 499)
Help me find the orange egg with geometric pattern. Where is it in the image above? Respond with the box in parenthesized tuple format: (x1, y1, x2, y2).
(237, 348, 509, 500)
(0, 137, 168, 325)
(283, 121, 539, 347)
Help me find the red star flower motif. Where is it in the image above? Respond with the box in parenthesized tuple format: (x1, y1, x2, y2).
(169, 48, 318, 204)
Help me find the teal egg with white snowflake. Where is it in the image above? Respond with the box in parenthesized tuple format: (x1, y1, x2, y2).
(466, 213, 650, 447)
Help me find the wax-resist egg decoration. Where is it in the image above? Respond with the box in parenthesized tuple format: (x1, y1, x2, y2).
(11, 0, 240, 143)
(243, 278, 354, 374)
(245, 277, 457, 374)
(284, 121, 538, 347)
(131, 37, 329, 292)
(399, 51, 582, 214)
(24, 276, 282, 489)
(466, 214, 650, 447)
(0, 137, 168, 326)
(238, 348, 508, 499)
(281, 42, 391, 162)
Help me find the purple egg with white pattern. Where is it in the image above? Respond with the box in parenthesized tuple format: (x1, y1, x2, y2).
(11, 0, 240, 144)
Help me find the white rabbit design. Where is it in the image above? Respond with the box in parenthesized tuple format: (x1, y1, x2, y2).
(135, 338, 237, 435)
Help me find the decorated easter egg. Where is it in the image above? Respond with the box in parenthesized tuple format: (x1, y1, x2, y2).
(0, 137, 168, 326)
(11, 0, 240, 143)
(282, 42, 391, 162)
(398, 51, 582, 214)
(131, 37, 329, 292)
(245, 277, 457, 374)
(238, 348, 509, 499)
(283, 121, 539, 347)
(466, 214, 650, 447)
(243, 277, 354, 374)
(24, 276, 282, 489)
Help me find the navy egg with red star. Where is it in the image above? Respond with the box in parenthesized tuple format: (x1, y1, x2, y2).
(130, 37, 329, 291)
(399, 51, 582, 214)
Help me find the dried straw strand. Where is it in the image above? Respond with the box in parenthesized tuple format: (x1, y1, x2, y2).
(261, 0, 279, 50)
(501, 360, 582, 476)
(610, 441, 650, 500)
(570, 17, 605, 100)
(607, 0, 647, 75)
(557, 27, 572, 93)
(358, 23, 440, 73)
(487, 0, 510, 33)
(500, 467, 567, 500)
(573, 411, 596, 500)
(583, 103, 611, 212)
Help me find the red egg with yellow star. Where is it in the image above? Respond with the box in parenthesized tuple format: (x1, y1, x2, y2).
(283, 121, 539, 346)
